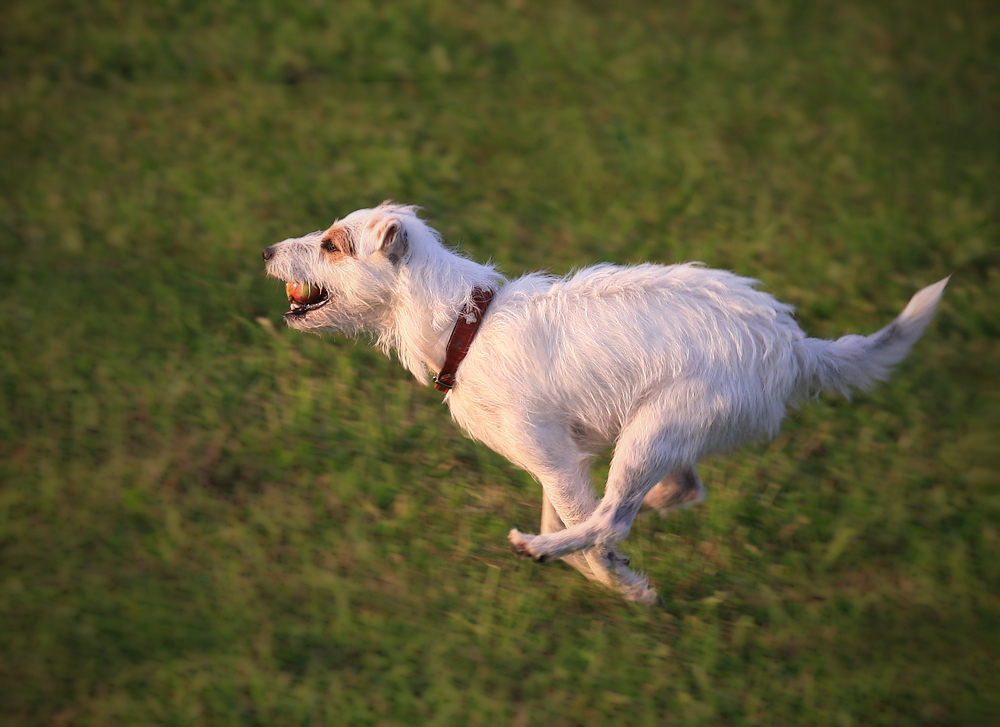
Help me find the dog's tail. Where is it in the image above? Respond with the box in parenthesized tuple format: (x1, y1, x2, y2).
(795, 277, 949, 399)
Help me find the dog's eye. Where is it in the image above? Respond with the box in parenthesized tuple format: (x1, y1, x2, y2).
(321, 238, 338, 252)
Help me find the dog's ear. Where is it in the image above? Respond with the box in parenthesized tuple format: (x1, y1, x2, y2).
(376, 218, 409, 265)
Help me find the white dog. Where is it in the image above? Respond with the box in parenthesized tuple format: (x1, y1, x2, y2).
(263, 202, 947, 603)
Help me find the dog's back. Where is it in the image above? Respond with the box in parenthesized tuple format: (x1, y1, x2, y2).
(457, 263, 805, 448)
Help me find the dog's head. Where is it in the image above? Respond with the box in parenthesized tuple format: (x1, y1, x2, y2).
(262, 202, 418, 334)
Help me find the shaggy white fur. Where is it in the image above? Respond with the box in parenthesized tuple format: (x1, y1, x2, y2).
(263, 202, 948, 603)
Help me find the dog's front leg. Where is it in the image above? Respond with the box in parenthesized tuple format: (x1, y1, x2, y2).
(512, 468, 669, 604)
(508, 453, 657, 603)
(512, 395, 704, 604)
(456, 410, 659, 602)
(540, 490, 567, 534)
(508, 454, 597, 562)
(540, 491, 597, 580)
(490, 422, 600, 562)
(520, 476, 656, 603)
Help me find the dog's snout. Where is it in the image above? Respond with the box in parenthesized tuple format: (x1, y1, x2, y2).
(262, 246, 276, 262)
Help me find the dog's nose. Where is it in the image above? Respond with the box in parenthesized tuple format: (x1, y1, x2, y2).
(262, 246, 275, 261)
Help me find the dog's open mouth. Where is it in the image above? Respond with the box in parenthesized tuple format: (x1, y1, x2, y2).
(284, 281, 330, 317)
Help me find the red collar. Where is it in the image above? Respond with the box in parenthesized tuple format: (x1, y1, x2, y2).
(433, 286, 495, 393)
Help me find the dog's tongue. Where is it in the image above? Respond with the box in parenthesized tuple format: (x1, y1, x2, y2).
(286, 281, 323, 304)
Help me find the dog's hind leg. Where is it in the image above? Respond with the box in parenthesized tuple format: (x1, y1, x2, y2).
(642, 467, 705, 517)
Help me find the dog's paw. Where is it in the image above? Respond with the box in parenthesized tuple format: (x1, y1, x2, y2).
(627, 584, 660, 606)
(617, 571, 659, 605)
(508, 528, 549, 563)
(605, 551, 657, 605)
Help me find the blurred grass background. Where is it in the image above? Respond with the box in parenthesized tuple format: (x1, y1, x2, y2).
(1, 0, 998, 725)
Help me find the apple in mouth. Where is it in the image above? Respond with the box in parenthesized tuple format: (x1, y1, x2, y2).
(284, 281, 330, 317)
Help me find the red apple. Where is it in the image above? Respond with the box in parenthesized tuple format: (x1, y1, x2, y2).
(286, 281, 323, 304)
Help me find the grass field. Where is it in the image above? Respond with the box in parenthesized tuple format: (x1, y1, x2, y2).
(2, 0, 999, 724)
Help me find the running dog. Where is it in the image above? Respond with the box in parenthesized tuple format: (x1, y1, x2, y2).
(263, 202, 947, 602)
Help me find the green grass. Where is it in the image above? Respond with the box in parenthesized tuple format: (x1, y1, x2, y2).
(1, 0, 998, 724)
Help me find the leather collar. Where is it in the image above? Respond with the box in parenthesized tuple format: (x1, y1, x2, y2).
(433, 286, 495, 393)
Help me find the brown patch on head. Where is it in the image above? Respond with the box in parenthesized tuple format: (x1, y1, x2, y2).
(320, 226, 354, 259)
